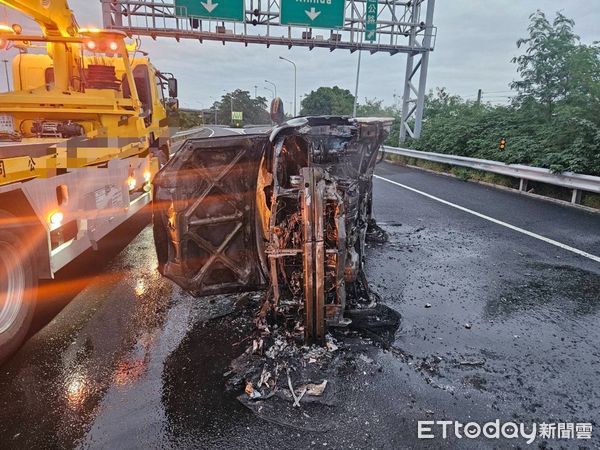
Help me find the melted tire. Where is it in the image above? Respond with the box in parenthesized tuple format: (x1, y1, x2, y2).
(152, 208, 169, 275)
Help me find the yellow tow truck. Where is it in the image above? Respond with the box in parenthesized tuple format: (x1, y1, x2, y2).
(0, 0, 178, 361)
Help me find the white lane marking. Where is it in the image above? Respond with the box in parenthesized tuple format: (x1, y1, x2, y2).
(225, 127, 246, 135)
(169, 127, 213, 156)
(374, 174, 600, 264)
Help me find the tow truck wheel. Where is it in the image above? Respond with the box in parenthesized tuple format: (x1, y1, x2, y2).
(0, 224, 37, 364)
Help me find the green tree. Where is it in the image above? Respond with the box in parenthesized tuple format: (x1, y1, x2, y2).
(177, 111, 203, 129)
(211, 89, 270, 125)
(356, 98, 397, 117)
(400, 11, 600, 175)
(510, 11, 600, 172)
(300, 86, 355, 115)
(511, 11, 583, 120)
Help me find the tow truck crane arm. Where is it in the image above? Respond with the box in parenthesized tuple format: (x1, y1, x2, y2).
(0, 0, 77, 37)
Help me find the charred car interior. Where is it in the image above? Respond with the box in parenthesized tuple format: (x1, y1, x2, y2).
(153, 116, 392, 343)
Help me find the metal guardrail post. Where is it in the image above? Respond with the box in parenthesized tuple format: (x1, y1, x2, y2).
(519, 179, 528, 192)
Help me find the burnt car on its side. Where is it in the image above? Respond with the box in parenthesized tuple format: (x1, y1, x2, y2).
(152, 115, 392, 343)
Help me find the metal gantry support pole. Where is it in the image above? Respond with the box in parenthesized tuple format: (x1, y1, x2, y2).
(353, 50, 362, 117)
(399, 0, 436, 143)
(101, 0, 122, 27)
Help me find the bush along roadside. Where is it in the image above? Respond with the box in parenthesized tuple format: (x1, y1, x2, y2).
(391, 12, 600, 178)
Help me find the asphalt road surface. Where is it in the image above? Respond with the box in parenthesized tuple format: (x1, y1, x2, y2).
(169, 125, 273, 156)
(1, 157, 599, 449)
(173, 124, 273, 140)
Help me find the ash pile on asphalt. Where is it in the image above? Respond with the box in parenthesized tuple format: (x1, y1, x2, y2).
(224, 300, 400, 431)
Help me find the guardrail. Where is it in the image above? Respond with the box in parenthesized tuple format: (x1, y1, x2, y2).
(382, 146, 600, 205)
(171, 127, 208, 143)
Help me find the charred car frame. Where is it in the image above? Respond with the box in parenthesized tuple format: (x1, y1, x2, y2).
(153, 116, 391, 343)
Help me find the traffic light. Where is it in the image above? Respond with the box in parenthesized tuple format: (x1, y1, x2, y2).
(499, 137, 506, 151)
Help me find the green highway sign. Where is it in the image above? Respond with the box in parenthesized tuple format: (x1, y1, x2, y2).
(174, 0, 244, 21)
(280, 0, 345, 29)
(364, 0, 377, 41)
(231, 111, 243, 121)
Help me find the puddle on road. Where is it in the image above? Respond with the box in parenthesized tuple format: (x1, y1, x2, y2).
(161, 295, 256, 438)
(485, 262, 600, 319)
(0, 226, 175, 449)
(78, 287, 247, 449)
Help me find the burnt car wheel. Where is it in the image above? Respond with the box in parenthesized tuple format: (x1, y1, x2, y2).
(153, 209, 169, 275)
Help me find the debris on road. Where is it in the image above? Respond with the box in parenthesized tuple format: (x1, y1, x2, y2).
(365, 218, 389, 244)
(245, 382, 262, 399)
(325, 336, 338, 353)
(287, 370, 302, 407)
(222, 293, 401, 430)
(301, 380, 328, 397)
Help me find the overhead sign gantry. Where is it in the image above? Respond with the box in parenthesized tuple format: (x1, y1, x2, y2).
(175, 0, 244, 21)
(364, 0, 377, 41)
(101, 0, 436, 142)
(279, 0, 346, 28)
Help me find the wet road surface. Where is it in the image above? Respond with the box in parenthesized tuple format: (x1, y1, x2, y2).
(1, 160, 599, 449)
(170, 125, 272, 155)
(173, 125, 272, 142)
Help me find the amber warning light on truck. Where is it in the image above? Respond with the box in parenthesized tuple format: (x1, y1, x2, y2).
(83, 37, 121, 53)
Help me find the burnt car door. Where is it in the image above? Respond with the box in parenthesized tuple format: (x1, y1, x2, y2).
(152, 134, 270, 296)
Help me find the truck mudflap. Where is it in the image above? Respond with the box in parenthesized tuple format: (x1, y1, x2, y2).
(153, 135, 270, 296)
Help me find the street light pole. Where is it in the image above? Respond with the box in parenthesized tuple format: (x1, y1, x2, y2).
(278, 56, 297, 116)
(210, 96, 218, 124)
(265, 79, 277, 98)
(264, 86, 274, 100)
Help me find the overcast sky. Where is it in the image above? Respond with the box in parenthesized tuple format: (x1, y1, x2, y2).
(1, 1, 598, 110)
